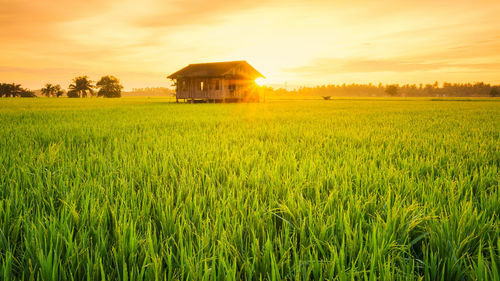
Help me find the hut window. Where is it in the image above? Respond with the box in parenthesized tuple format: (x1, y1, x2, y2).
(215, 80, 220, 90)
(200, 81, 204, 91)
(181, 80, 186, 91)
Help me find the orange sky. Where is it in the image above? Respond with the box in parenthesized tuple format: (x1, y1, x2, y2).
(1, 0, 499, 90)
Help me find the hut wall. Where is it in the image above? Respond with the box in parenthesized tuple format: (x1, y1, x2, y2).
(223, 79, 259, 100)
(176, 78, 258, 101)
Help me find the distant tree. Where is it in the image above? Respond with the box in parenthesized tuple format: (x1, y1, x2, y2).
(96, 75, 123, 98)
(0, 83, 21, 97)
(232, 82, 500, 97)
(41, 83, 54, 97)
(0, 83, 12, 97)
(10, 83, 22, 97)
(41, 83, 64, 97)
(67, 90, 79, 98)
(385, 85, 399, 96)
(490, 87, 499, 97)
(0, 83, 35, 97)
(18, 89, 36, 97)
(67, 76, 94, 98)
(56, 88, 65, 97)
(127, 87, 175, 97)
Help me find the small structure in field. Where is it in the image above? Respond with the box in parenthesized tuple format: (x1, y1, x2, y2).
(167, 60, 264, 103)
(322, 96, 331, 100)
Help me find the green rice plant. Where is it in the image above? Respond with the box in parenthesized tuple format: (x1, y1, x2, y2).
(0, 98, 498, 280)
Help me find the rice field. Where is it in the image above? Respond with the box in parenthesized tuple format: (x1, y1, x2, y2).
(0, 97, 498, 280)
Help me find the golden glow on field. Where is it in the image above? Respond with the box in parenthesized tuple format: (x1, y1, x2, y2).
(0, 0, 499, 89)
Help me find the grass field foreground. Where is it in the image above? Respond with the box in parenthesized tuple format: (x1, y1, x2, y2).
(0, 98, 499, 280)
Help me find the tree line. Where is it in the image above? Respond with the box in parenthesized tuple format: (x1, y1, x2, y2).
(0, 83, 36, 97)
(0, 75, 123, 98)
(3, 78, 499, 98)
(126, 87, 175, 97)
(262, 82, 500, 97)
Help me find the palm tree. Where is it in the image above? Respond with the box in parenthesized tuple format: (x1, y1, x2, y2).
(11, 84, 22, 97)
(0, 83, 10, 97)
(0, 83, 35, 97)
(42, 84, 64, 97)
(54, 84, 65, 98)
(41, 83, 55, 97)
(55, 86, 65, 97)
(53, 85, 63, 97)
(67, 76, 95, 98)
(0, 83, 22, 97)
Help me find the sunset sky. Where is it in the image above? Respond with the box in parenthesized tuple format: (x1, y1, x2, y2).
(1, 0, 499, 90)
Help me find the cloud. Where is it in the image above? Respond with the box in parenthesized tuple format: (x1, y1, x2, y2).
(0, 0, 94, 23)
(285, 57, 500, 76)
(0, 0, 499, 88)
(285, 36, 500, 76)
(132, 0, 274, 27)
(0, 66, 73, 74)
(0, 0, 119, 41)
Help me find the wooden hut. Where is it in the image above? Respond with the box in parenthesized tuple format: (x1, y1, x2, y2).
(167, 61, 264, 103)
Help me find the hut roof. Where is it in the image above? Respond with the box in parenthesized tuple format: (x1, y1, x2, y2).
(167, 60, 264, 79)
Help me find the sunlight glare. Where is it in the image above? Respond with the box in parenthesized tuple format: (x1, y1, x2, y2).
(255, 77, 265, 86)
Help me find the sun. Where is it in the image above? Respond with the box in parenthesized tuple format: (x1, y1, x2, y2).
(255, 77, 265, 86)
